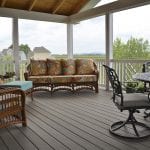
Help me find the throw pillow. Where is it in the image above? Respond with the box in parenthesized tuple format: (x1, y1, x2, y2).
(47, 59, 62, 75)
(61, 59, 76, 75)
(76, 59, 95, 75)
(30, 59, 47, 76)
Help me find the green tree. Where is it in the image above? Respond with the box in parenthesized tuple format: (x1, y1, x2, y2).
(113, 37, 150, 59)
(7, 44, 31, 57)
(19, 44, 31, 57)
(113, 38, 126, 59)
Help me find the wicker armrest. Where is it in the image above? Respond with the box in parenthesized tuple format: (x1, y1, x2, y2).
(93, 62, 99, 80)
(24, 72, 29, 80)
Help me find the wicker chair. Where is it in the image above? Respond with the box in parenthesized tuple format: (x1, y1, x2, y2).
(103, 65, 150, 139)
(0, 88, 26, 128)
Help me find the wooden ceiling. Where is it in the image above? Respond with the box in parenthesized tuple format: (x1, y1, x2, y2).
(0, 0, 90, 16)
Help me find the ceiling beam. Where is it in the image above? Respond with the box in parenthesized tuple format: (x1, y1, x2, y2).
(69, 0, 150, 23)
(79, 0, 101, 12)
(52, 0, 66, 14)
(1, 0, 7, 7)
(71, 0, 90, 14)
(28, 0, 37, 11)
(0, 7, 69, 23)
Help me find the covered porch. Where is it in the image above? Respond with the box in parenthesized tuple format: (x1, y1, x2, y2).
(1, 1, 150, 149)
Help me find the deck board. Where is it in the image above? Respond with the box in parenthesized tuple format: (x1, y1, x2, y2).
(0, 128, 22, 150)
(0, 136, 8, 150)
(1, 90, 150, 150)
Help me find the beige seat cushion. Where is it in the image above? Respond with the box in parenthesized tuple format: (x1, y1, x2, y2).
(28, 76, 50, 83)
(72, 75, 97, 82)
(47, 59, 62, 75)
(61, 59, 76, 75)
(76, 59, 95, 75)
(30, 60, 47, 76)
(50, 75, 72, 83)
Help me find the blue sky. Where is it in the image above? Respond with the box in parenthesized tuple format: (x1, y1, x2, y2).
(0, 4, 150, 54)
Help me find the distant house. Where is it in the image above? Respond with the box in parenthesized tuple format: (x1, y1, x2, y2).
(1, 48, 12, 56)
(19, 51, 26, 60)
(1, 48, 27, 61)
(32, 46, 54, 60)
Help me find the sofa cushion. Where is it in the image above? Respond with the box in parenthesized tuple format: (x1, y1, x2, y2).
(28, 76, 50, 83)
(50, 75, 72, 83)
(30, 59, 47, 76)
(47, 59, 62, 75)
(61, 59, 76, 75)
(76, 59, 95, 75)
(72, 75, 97, 82)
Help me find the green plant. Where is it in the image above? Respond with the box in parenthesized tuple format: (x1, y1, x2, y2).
(125, 82, 145, 93)
(125, 82, 138, 93)
(136, 83, 145, 93)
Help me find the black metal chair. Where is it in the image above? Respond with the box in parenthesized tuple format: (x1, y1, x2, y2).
(103, 65, 150, 139)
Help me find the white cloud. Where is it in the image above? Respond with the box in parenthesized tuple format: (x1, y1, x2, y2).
(113, 5, 150, 42)
(0, 17, 12, 50)
(74, 16, 105, 54)
(19, 19, 67, 54)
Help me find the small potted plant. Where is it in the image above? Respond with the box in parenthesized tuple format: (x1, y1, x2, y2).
(136, 83, 145, 93)
(125, 82, 137, 93)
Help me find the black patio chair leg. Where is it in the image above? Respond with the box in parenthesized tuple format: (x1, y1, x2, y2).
(112, 121, 126, 131)
(110, 109, 150, 139)
(132, 122, 139, 137)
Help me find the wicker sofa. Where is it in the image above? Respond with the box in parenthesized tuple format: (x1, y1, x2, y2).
(24, 58, 99, 94)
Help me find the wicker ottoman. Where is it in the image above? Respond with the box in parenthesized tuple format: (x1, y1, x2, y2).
(2, 81, 33, 100)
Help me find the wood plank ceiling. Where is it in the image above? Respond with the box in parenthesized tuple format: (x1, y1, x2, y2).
(0, 0, 90, 16)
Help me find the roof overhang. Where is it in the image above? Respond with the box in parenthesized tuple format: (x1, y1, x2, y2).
(0, 0, 149, 24)
(69, 0, 150, 23)
(0, 7, 68, 23)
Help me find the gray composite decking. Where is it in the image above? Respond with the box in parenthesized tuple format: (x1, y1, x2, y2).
(1, 89, 150, 150)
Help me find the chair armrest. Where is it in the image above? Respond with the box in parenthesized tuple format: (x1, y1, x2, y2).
(24, 72, 29, 81)
(93, 69, 99, 80)
(93, 62, 99, 80)
(24, 64, 31, 81)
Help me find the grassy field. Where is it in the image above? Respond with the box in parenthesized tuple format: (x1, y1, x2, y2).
(52, 54, 105, 60)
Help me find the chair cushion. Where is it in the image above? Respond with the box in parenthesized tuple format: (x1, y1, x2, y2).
(50, 75, 72, 83)
(61, 59, 76, 75)
(28, 76, 50, 83)
(76, 59, 95, 75)
(30, 59, 47, 76)
(47, 59, 62, 75)
(72, 75, 97, 82)
(116, 93, 150, 110)
(3, 81, 33, 91)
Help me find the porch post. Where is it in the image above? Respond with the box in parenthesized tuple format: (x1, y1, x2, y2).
(67, 23, 73, 58)
(12, 17, 20, 80)
(105, 13, 113, 90)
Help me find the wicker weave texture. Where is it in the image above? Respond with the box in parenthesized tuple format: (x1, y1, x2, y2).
(0, 88, 26, 128)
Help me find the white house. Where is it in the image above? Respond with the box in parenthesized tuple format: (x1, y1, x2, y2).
(32, 46, 54, 60)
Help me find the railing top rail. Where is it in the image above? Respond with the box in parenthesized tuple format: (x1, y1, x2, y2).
(95, 59, 149, 63)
